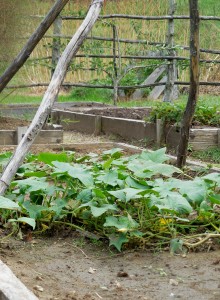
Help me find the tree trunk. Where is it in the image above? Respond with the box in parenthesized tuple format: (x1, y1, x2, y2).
(0, 0, 69, 93)
(176, 0, 200, 168)
(0, 0, 104, 195)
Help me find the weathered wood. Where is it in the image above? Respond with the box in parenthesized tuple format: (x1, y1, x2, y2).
(112, 25, 119, 105)
(94, 116, 102, 136)
(0, 0, 104, 195)
(51, 15, 62, 77)
(131, 65, 166, 100)
(163, 0, 178, 102)
(32, 34, 220, 56)
(156, 119, 164, 146)
(62, 14, 220, 21)
(5, 80, 220, 91)
(177, 0, 200, 168)
(0, 260, 39, 300)
(218, 130, 220, 148)
(0, 0, 69, 93)
(148, 75, 167, 99)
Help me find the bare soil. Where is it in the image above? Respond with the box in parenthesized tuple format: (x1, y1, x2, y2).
(1, 236, 220, 300)
(0, 116, 29, 130)
(56, 105, 151, 121)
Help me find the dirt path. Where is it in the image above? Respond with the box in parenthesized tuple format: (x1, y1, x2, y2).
(1, 236, 220, 300)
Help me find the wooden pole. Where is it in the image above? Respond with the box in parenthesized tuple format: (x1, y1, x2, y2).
(163, 0, 178, 102)
(113, 25, 118, 105)
(176, 0, 200, 168)
(0, 0, 104, 195)
(0, 0, 69, 93)
(51, 16, 62, 78)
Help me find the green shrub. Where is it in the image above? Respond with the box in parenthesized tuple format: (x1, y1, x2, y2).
(149, 102, 220, 127)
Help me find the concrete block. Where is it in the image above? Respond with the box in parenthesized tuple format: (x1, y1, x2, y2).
(102, 117, 156, 143)
(17, 126, 28, 143)
(0, 260, 39, 300)
(35, 130, 63, 144)
(52, 110, 96, 133)
(0, 131, 16, 145)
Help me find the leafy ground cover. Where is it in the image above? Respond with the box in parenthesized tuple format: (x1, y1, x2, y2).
(1, 147, 220, 252)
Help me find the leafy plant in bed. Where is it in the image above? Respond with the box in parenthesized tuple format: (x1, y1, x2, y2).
(1, 148, 220, 252)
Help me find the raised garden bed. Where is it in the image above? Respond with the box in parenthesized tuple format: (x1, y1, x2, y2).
(52, 108, 220, 151)
(0, 117, 63, 146)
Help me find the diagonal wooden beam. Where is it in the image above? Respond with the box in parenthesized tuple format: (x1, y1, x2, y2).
(0, 0, 69, 93)
(0, 0, 104, 195)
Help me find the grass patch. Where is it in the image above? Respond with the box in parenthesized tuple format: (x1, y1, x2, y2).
(1, 90, 220, 111)
(191, 147, 220, 165)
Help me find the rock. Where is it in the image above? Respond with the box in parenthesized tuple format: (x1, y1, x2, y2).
(169, 279, 179, 286)
(33, 285, 44, 292)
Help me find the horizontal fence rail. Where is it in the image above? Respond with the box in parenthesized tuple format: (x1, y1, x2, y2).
(34, 35, 220, 56)
(62, 14, 220, 21)
(6, 81, 220, 90)
(15, 11, 220, 96)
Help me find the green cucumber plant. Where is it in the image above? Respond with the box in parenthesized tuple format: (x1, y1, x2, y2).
(1, 148, 220, 251)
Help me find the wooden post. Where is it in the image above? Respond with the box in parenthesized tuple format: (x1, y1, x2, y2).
(218, 129, 220, 148)
(156, 119, 164, 147)
(94, 115, 102, 136)
(113, 25, 118, 105)
(51, 15, 62, 77)
(0, 0, 104, 195)
(176, 0, 200, 168)
(163, 0, 178, 102)
(0, 0, 69, 93)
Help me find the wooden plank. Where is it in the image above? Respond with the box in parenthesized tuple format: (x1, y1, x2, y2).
(218, 129, 220, 148)
(131, 65, 166, 100)
(148, 75, 167, 100)
(0, 260, 39, 300)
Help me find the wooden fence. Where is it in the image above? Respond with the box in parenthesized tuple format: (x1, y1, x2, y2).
(6, 2, 220, 101)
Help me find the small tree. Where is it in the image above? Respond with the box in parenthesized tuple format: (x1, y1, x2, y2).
(177, 0, 200, 168)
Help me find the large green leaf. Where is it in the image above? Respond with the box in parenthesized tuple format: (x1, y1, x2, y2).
(127, 159, 181, 178)
(0, 152, 12, 170)
(176, 178, 207, 205)
(96, 170, 118, 186)
(108, 188, 143, 202)
(12, 177, 49, 192)
(202, 173, 220, 186)
(139, 148, 169, 163)
(49, 198, 68, 216)
(76, 189, 92, 203)
(22, 202, 47, 219)
(104, 215, 139, 232)
(208, 194, 220, 205)
(52, 161, 94, 187)
(0, 196, 20, 210)
(153, 178, 207, 205)
(102, 148, 123, 159)
(150, 193, 192, 214)
(8, 217, 36, 229)
(109, 233, 128, 252)
(37, 152, 70, 165)
(125, 176, 149, 190)
(80, 201, 117, 217)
